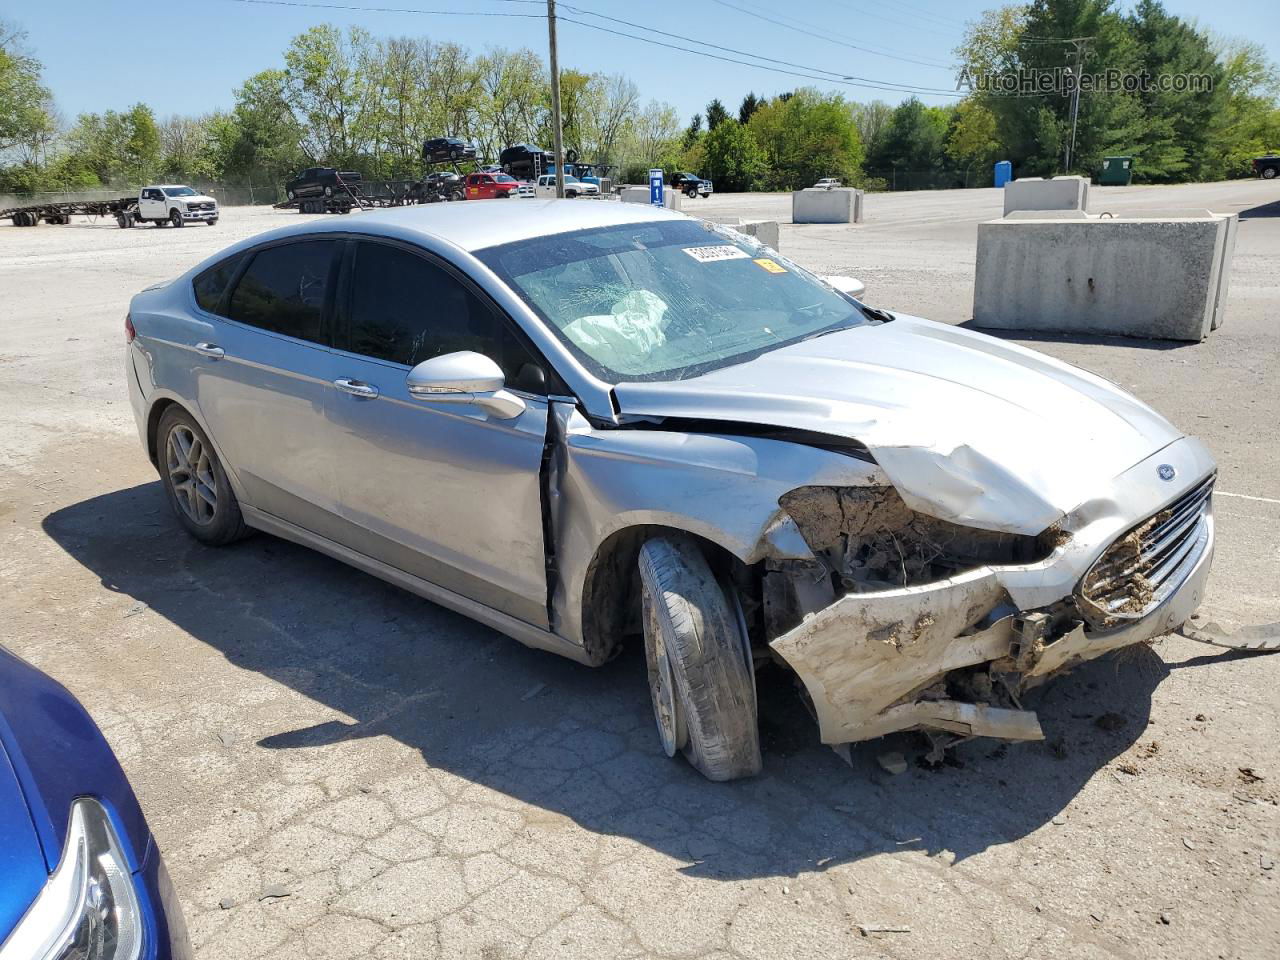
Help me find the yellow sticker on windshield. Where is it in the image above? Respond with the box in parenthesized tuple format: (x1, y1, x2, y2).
(753, 258, 787, 274)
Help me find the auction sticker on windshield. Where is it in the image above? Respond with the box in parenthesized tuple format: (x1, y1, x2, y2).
(753, 258, 787, 274)
(683, 245, 750, 263)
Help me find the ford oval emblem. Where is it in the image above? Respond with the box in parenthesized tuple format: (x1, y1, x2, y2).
(1157, 464, 1177, 482)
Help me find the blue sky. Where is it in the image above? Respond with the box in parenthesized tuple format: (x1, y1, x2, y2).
(13, 0, 1278, 124)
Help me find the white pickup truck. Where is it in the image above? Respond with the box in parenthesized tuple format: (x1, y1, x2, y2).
(118, 185, 219, 228)
(533, 174, 600, 199)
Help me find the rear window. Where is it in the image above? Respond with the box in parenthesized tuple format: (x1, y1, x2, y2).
(227, 240, 337, 344)
(192, 254, 244, 316)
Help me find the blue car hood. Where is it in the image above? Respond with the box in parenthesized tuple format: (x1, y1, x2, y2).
(0, 646, 149, 880)
(0, 740, 47, 937)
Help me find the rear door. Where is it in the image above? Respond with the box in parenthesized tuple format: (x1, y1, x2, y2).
(193, 238, 346, 535)
(324, 238, 554, 626)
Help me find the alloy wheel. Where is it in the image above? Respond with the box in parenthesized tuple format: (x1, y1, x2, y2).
(166, 425, 217, 525)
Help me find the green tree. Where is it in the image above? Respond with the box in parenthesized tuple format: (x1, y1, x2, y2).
(1204, 39, 1280, 179)
(1124, 0, 1225, 181)
(738, 92, 762, 125)
(681, 112, 703, 150)
(747, 88, 865, 189)
(701, 118, 765, 190)
(216, 69, 308, 187)
(865, 97, 952, 184)
(945, 99, 1003, 176)
(0, 19, 58, 183)
(705, 98, 729, 130)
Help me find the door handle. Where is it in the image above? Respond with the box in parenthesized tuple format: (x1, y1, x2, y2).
(194, 342, 224, 359)
(334, 377, 379, 399)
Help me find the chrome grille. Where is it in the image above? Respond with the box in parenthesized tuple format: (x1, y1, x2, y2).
(1078, 474, 1214, 628)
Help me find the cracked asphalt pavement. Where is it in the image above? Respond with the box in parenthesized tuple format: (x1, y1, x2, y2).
(1, 184, 1277, 959)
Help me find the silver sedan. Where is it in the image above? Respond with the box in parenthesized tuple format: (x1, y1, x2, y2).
(126, 200, 1215, 780)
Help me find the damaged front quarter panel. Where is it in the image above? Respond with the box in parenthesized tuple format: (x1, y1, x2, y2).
(765, 440, 1217, 749)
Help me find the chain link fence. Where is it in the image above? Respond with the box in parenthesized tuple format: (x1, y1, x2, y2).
(0, 179, 285, 212)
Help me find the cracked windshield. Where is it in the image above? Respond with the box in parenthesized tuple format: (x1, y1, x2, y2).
(477, 219, 867, 381)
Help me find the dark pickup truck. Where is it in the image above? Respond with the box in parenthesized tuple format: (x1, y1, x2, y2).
(285, 167, 362, 200)
(1255, 155, 1279, 180)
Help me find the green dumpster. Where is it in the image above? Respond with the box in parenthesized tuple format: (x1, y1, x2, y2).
(1099, 156, 1133, 186)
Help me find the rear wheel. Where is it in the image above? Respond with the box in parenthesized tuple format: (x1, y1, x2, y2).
(116, 211, 133, 229)
(1263, 166, 1278, 180)
(638, 535, 761, 781)
(157, 407, 249, 546)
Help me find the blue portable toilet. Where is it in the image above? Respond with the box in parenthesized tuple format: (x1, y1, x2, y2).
(994, 161, 1012, 188)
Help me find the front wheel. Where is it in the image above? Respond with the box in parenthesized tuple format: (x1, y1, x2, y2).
(1263, 167, 1278, 180)
(157, 406, 250, 546)
(206, 218, 218, 226)
(323, 185, 334, 197)
(170, 210, 184, 228)
(638, 536, 761, 781)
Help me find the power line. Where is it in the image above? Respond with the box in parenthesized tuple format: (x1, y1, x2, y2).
(707, 0, 956, 70)
(827, 1, 962, 41)
(558, 15, 967, 98)
(219, 0, 544, 17)
(561, 4, 962, 96)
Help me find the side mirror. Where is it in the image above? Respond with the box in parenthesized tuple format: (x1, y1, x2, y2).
(824, 275, 866, 300)
(405, 351, 526, 420)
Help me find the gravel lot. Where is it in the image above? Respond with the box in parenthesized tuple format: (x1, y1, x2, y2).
(1, 184, 1277, 960)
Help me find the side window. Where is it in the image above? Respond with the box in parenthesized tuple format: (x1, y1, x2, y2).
(192, 253, 244, 316)
(346, 242, 548, 393)
(227, 240, 337, 343)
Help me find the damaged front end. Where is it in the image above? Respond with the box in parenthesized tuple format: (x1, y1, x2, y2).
(764, 469, 1216, 752)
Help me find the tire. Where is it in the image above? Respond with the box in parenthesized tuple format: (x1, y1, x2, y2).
(1263, 167, 1278, 180)
(170, 209, 184, 228)
(116, 212, 132, 229)
(156, 406, 250, 546)
(286, 189, 295, 200)
(638, 536, 761, 781)
(206, 218, 218, 226)
(154, 218, 166, 227)
(323, 185, 334, 197)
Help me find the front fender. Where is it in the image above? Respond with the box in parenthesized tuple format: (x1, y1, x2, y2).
(551, 403, 883, 653)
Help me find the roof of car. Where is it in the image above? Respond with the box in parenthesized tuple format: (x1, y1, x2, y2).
(262, 199, 687, 253)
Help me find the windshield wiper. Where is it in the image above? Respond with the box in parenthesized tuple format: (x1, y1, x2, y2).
(859, 305, 895, 324)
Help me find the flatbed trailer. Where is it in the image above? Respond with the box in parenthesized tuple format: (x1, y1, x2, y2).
(2, 197, 136, 227)
(273, 177, 434, 214)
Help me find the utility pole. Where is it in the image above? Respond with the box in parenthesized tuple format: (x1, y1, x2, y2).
(1064, 38, 1090, 174)
(546, 0, 565, 198)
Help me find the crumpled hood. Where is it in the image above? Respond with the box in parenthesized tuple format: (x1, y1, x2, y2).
(612, 315, 1184, 534)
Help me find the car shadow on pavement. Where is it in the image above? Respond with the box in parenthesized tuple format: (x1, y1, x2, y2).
(45, 483, 1171, 878)
(1238, 201, 1280, 220)
(960, 322, 1192, 351)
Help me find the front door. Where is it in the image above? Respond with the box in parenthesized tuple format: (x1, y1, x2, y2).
(324, 239, 552, 627)
(193, 238, 345, 535)
(140, 188, 165, 219)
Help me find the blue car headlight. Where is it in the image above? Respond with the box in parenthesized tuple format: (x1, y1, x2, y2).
(0, 798, 143, 960)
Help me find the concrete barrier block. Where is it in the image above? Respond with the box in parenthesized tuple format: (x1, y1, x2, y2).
(699, 216, 782, 250)
(973, 215, 1234, 342)
(1210, 213, 1238, 331)
(1003, 176, 1089, 216)
(1005, 209, 1089, 220)
(793, 188, 862, 224)
(620, 186, 680, 210)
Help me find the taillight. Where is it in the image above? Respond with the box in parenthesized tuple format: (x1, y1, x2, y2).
(125, 313, 136, 343)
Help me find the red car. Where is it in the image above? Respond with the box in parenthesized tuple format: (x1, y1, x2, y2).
(463, 172, 521, 199)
